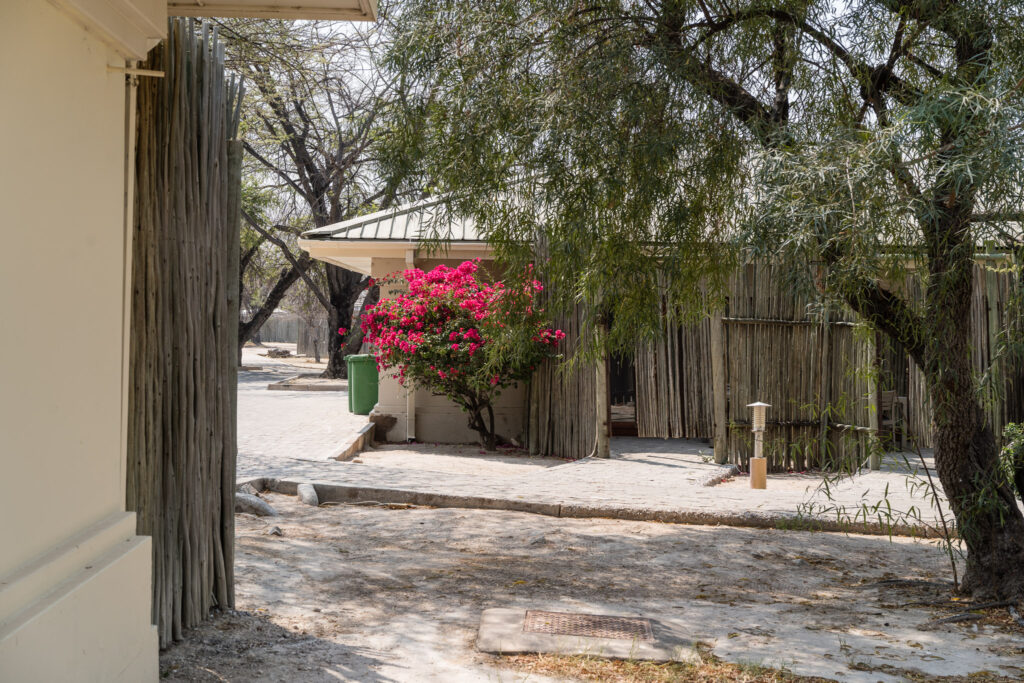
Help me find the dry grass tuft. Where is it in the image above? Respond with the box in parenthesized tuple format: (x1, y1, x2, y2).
(496, 652, 833, 682)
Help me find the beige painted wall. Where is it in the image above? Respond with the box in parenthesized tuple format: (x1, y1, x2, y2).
(369, 256, 527, 445)
(0, 0, 158, 678)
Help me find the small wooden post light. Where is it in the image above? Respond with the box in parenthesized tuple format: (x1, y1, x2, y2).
(747, 402, 770, 489)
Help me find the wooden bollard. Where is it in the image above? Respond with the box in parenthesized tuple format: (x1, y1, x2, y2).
(747, 402, 771, 490)
(750, 456, 767, 489)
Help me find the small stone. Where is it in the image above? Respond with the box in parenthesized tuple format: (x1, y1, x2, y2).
(267, 526, 283, 536)
(297, 483, 320, 507)
(235, 493, 277, 517)
(237, 482, 260, 496)
(526, 533, 549, 546)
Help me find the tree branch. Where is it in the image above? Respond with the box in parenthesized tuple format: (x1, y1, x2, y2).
(240, 234, 267, 274)
(843, 279, 927, 366)
(241, 208, 330, 312)
(243, 140, 310, 201)
(238, 260, 307, 347)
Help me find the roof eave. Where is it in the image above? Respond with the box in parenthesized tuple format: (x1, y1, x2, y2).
(299, 237, 493, 276)
(168, 1, 378, 21)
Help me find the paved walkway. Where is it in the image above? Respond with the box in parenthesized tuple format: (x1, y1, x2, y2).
(241, 428, 959, 534)
(236, 356, 988, 534)
(237, 347, 367, 479)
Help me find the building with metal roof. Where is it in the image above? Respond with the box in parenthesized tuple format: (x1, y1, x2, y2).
(299, 200, 489, 275)
(300, 200, 512, 446)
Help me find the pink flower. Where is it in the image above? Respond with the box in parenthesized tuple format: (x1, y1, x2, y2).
(362, 260, 557, 395)
(338, 327, 347, 336)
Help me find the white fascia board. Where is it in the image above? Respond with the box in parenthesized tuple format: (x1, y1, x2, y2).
(50, 0, 166, 59)
(168, 0, 377, 20)
(299, 238, 493, 274)
(51, 0, 377, 59)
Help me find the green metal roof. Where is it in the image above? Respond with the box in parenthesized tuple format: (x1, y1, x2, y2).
(302, 200, 483, 243)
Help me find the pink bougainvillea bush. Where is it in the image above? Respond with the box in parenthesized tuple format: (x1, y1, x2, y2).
(361, 259, 564, 449)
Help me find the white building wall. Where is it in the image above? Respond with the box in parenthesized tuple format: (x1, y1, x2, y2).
(0, 0, 158, 678)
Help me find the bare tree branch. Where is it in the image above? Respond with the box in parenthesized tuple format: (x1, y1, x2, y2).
(241, 208, 331, 312)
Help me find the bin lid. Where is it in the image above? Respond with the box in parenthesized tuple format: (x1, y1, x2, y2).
(345, 354, 375, 362)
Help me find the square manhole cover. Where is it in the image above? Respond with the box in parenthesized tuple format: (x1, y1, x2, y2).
(523, 610, 654, 641)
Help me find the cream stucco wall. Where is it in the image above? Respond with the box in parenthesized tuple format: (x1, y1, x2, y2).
(0, 0, 158, 678)
(369, 256, 527, 445)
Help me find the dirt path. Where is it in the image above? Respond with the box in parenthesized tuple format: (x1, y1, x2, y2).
(161, 494, 1024, 682)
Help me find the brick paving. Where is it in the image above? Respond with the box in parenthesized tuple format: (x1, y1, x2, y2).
(237, 347, 367, 480)
(236, 350, 991, 534)
(239, 406, 961, 532)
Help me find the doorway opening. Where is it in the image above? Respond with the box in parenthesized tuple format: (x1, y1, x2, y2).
(609, 353, 637, 436)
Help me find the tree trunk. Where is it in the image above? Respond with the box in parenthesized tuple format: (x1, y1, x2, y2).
(238, 252, 311, 353)
(486, 404, 497, 450)
(922, 20, 1024, 597)
(924, 241, 1024, 600)
(341, 284, 380, 356)
(323, 264, 365, 378)
(467, 401, 500, 450)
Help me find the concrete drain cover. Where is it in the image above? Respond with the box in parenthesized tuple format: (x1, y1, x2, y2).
(523, 610, 654, 641)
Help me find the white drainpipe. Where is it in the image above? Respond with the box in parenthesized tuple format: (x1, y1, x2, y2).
(405, 248, 416, 442)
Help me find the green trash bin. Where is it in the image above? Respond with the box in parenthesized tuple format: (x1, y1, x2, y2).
(346, 354, 379, 415)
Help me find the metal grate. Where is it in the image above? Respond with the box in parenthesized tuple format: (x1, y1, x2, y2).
(523, 611, 654, 641)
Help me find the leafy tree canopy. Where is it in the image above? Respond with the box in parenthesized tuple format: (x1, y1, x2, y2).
(380, 0, 1024, 598)
(380, 0, 1024, 355)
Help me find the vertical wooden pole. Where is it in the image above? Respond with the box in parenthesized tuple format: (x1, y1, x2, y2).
(222, 136, 242, 607)
(595, 346, 611, 458)
(126, 20, 241, 646)
(818, 309, 831, 467)
(868, 331, 881, 470)
(711, 308, 728, 464)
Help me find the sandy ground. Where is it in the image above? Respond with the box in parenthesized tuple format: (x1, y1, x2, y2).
(244, 342, 329, 372)
(161, 494, 1024, 683)
(355, 444, 569, 476)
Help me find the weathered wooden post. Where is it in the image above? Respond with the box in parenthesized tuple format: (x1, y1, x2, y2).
(868, 332, 882, 470)
(711, 309, 728, 464)
(594, 326, 611, 459)
(126, 19, 242, 646)
(818, 309, 831, 466)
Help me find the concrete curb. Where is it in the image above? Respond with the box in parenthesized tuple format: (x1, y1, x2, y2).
(267, 374, 348, 392)
(696, 464, 739, 487)
(330, 423, 376, 461)
(238, 476, 942, 538)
